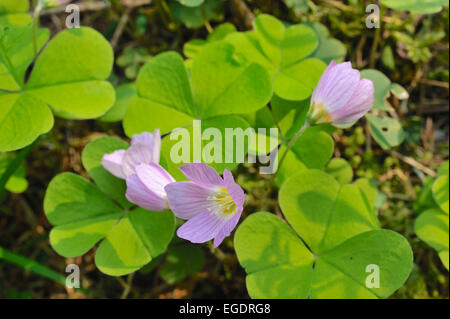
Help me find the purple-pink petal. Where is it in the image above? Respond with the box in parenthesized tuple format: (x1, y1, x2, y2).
(165, 182, 217, 219)
(121, 143, 154, 177)
(177, 210, 229, 244)
(125, 163, 174, 211)
(330, 78, 375, 124)
(131, 130, 161, 163)
(102, 150, 126, 179)
(179, 162, 224, 188)
(213, 211, 242, 247)
(310, 60, 374, 125)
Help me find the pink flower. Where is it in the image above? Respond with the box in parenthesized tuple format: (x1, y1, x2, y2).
(102, 130, 172, 211)
(308, 61, 374, 125)
(102, 130, 161, 179)
(165, 163, 245, 247)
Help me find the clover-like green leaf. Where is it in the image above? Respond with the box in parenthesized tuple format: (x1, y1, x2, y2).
(308, 22, 347, 64)
(100, 83, 137, 122)
(236, 170, 412, 299)
(0, 27, 115, 152)
(26, 27, 114, 119)
(360, 69, 392, 111)
(123, 41, 271, 174)
(226, 14, 326, 101)
(381, 0, 448, 14)
(366, 114, 405, 149)
(415, 209, 449, 270)
(44, 138, 175, 276)
(235, 213, 412, 299)
(160, 115, 251, 179)
(0, 24, 49, 90)
(432, 175, 449, 215)
(276, 127, 334, 187)
(183, 23, 237, 59)
(438, 160, 449, 177)
(280, 170, 380, 252)
(0, 0, 31, 26)
(81, 136, 132, 209)
(160, 245, 205, 284)
(325, 158, 353, 185)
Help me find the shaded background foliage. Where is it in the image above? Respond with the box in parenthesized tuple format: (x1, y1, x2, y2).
(0, 0, 448, 298)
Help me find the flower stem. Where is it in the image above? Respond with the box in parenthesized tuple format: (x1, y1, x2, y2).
(202, 3, 213, 33)
(276, 121, 310, 174)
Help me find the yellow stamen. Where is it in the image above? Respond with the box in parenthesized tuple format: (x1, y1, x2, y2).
(212, 187, 237, 215)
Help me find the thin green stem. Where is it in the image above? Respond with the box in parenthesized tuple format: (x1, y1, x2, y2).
(268, 105, 285, 143)
(276, 121, 310, 175)
(202, 2, 213, 33)
(369, 3, 384, 69)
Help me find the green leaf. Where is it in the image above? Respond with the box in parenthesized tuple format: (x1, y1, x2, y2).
(235, 211, 412, 298)
(124, 43, 271, 172)
(183, 23, 236, 59)
(0, 27, 115, 152)
(283, 0, 309, 14)
(325, 158, 353, 185)
(0, 0, 31, 26)
(0, 152, 28, 193)
(100, 83, 137, 122)
(176, 0, 204, 7)
(226, 14, 326, 101)
(415, 209, 449, 270)
(380, 0, 448, 14)
(169, 0, 223, 29)
(308, 22, 347, 64)
(44, 173, 123, 256)
(81, 136, 132, 209)
(366, 114, 405, 149)
(234, 212, 315, 299)
(389, 83, 409, 100)
(360, 69, 392, 111)
(432, 175, 449, 214)
(95, 208, 175, 276)
(437, 160, 449, 177)
(192, 41, 272, 118)
(381, 45, 395, 71)
(26, 27, 115, 119)
(44, 172, 175, 276)
(276, 127, 334, 187)
(0, 24, 50, 90)
(279, 170, 379, 252)
(160, 245, 205, 284)
(414, 176, 440, 212)
(0, 92, 54, 152)
(160, 115, 251, 178)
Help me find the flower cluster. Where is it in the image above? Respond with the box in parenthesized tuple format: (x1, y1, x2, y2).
(101, 60, 374, 248)
(102, 130, 245, 247)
